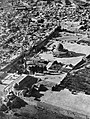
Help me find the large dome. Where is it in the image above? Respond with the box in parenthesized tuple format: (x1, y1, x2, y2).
(56, 43, 64, 51)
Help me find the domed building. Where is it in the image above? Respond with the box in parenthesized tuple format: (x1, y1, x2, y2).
(53, 43, 68, 57)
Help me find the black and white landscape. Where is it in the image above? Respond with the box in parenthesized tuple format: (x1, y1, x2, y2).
(0, 0, 90, 119)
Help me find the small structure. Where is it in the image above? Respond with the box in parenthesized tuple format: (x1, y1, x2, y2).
(56, 43, 68, 52)
(47, 61, 64, 71)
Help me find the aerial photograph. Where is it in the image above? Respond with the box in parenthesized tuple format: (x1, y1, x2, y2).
(0, 0, 90, 118)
